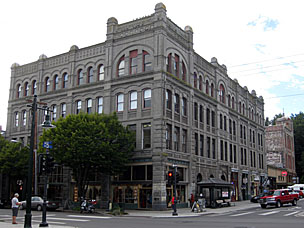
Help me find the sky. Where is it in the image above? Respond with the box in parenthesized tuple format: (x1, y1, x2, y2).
(1, 0, 304, 130)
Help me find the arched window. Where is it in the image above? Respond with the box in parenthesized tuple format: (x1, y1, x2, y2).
(182, 61, 186, 82)
(45, 77, 50, 92)
(143, 50, 152, 72)
(211, 83, 214, 97)
(242, 103, 245, 115)
(54, 75, 59, 90)
(252, 109, 254, 120)
(130, 50, 138, 75)
(15, 112, 19, 127)
(167, 53, 172, 73)
(194, 72, 197, 89)
(97, 97, 103, 114)
(61, 103, 66, 117)
(239, 102, 242, 113)
(62, 73, 68, 88)
(78, 69, 84, 85)
(130, 91, 137, 110)
(219, 84, 225, 104)
(16, 84, 21, 98)
(32, 80, 37, 95)
(117, 93, 124, 112)
(199, 76, 203, 90)
(143, 89, 151, 108)
(206, 80, 209, 95)
(22, 110, 27, 126)
(117, 56, 125, 77)
(98, 65, 104, 81)
(24, 82, 29, 96)
(228, 95, 231, 107)
(232, 97, 235, 109)
(87, 67, 93, 83)
(52, 105, 57, 120)
(174, 54, 179, 77)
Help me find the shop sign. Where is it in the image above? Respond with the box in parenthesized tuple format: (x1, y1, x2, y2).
(281, 171, 287, 176)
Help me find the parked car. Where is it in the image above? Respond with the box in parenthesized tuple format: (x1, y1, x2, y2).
(259, 189, 298, 209)
(251, 193, 266, 203)
(19, 196, 59, 211)
(293, 190, 304, 198)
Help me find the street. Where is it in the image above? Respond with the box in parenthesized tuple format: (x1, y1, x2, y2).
(0, 200, 303, 228)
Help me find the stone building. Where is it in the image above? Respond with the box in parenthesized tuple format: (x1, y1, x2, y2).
(265, 117, 296, 188)
(5, 3, 266, 209)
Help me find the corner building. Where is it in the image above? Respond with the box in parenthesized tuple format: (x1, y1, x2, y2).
(6, 3, 266, 210)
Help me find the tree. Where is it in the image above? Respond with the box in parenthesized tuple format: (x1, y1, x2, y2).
(39, 112, 135, 199)
(291, 112, 304, 182)
(0, 135, 29, 196)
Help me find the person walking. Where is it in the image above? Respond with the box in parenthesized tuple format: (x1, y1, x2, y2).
(11, 193, 21, 224)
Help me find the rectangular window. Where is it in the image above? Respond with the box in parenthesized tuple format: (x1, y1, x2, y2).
(132, 165, 145, 180)
(199, 105, 203, 123)
(211, 111, 215, 127)
(98, 97, 103, 114)
(22, 111, 26, 126)
(52, 105, 57, 120)
(233, 121, 236, 136)
(182, 129, 187, 153)
(200, 135, 204, 156)
(130, 91, 137, 110)
(206, 108, 210, 125)
(166, 124, 172, 150)
(229, 119, 232, 134)
(87, 99, 92, 114)
(76, 100, 82, 114)
(195, 133, 198, 155)
(220, 114, 223, 129)
(194, 103, 198, 121)
(250, 151, 253, 167)
(224, 116, 227, 131)
(143, 51, 152, 72)
(143, 89, 151, 108)
(15, 112, 19, 127)
(166, 90, 172, 110)
(142, 123, 151, 149)
(212, 138, 216, 159)
(234, 145, 237, 164)
(207, 137, 210, 158)
(174, 94, 180, 113)
(174, 127, 180, 151)
(241, 148, 243, 165)
(220, 140, 224, 160)
(117, 94, 124, 112)
(128, 124, 136, 148)
(130, 50, 138, 75)
(225, 141, 228, 161)
(182, 97, 187, 116)
(61, 103, 66, 117)
(230, 144, 233, 163)
(244, 149, 247, 166)
(254, 151, 256, 167)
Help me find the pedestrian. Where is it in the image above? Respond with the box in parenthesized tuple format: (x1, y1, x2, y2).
(189, 193, 194, 208)
(11, 193, 21, 224)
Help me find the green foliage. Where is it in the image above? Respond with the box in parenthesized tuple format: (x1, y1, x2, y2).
(291, 112, 304, 182)
(266, 113, 284, 126)
(0, 135, 29, 187)
(39, 112, 135, 198)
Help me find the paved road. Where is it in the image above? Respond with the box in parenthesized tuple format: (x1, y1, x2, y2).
(0, 200, 303, 228)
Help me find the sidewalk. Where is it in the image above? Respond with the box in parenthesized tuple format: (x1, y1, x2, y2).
(0, 200, 260, 227)
(123, 200, 260, 218)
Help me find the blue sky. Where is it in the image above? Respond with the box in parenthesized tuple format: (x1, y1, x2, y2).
(1, 0, 304, 130)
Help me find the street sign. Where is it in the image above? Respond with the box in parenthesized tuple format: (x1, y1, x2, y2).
(43, 141, 52, 149)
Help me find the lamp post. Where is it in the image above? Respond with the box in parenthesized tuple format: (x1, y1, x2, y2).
(24, 96, 54, 228)
(24, 95, 37, 228)
(172, 164, 178, 216)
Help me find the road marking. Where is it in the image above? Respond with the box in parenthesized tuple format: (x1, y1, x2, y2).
(68, 215, 111, 219)
(32, 219, 66, 225)
(0, 215, 10, 217)
(259, 211, 280, 216)
(47, 217, 89, 222)
(230, 212, 255, 217)
(284, 211, 299, 216)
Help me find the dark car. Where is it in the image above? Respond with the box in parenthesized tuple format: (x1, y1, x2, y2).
(19, 196, 59, 211)
(251, 193, 266, 203)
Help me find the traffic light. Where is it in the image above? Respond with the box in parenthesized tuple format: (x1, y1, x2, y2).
(38, 154, 47, 175)
(168, 171, 174, 185)
(46, 154, 56, 174)
(176, 171, 180, 184)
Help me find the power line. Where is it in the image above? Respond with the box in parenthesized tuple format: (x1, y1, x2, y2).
(229, 53, 304, 68)
(229, 59, 304, 74)
(265, 93, 304, 100)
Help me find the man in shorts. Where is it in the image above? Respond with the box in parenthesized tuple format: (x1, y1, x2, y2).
(11, 193, 21, 224)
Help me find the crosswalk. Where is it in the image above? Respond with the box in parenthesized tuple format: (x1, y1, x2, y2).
(207, 209, 304, 218)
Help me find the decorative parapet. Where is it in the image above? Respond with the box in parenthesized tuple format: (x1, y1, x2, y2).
(75, 43, 106, 60)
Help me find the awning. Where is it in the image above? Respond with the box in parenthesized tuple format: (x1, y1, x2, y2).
(197, 178, 233, 188)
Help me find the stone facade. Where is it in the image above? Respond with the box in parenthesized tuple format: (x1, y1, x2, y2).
(5, 3, 266, 209)
(265, 117, 296, 188)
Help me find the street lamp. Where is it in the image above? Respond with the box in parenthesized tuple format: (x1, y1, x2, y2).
(24, 95, 54, 228)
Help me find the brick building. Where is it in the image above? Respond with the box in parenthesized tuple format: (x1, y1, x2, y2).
(5, 3, 266, 209)
(265, 117, 296, 188)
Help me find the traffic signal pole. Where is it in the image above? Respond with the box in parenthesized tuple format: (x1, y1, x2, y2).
(172, 165, 178, 216)
(40, 149, 49, 227)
